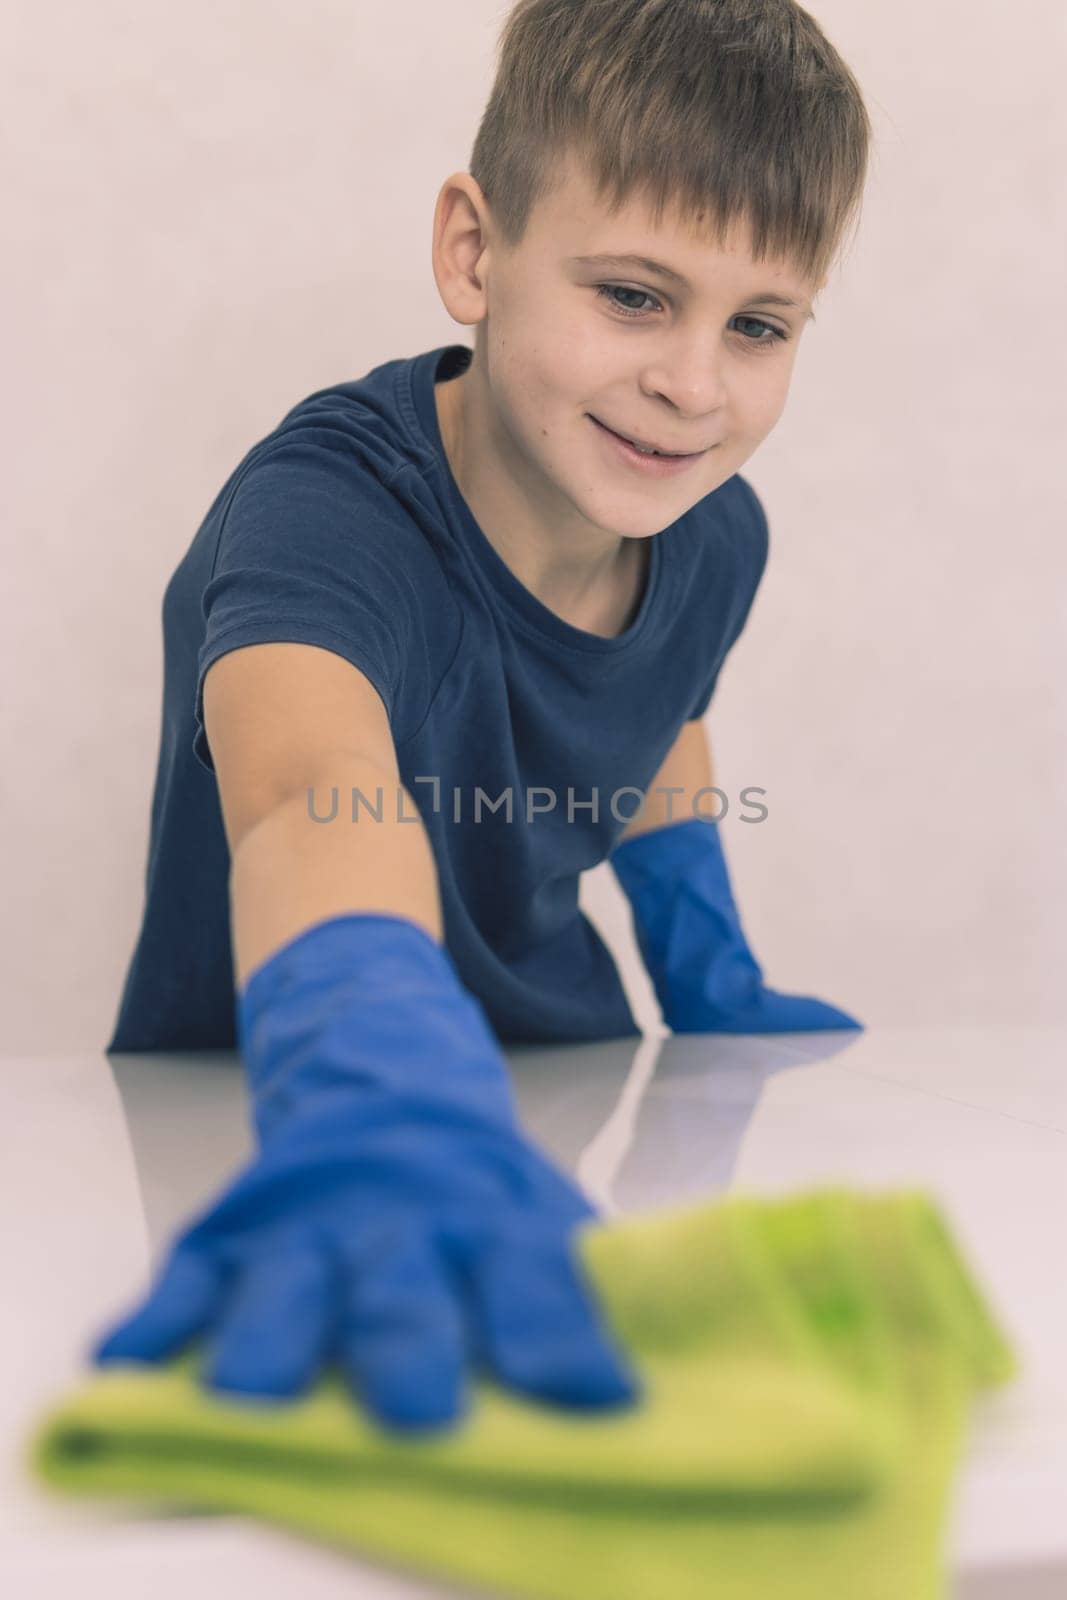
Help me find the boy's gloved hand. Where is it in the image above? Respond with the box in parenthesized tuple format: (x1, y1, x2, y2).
(90, 915, 642, 1433)
(611, 817, 863, 1035)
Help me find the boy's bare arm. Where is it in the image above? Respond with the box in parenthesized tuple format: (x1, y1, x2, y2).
(201, 641, 443, 990)
(617, 716, 714, 844)
(229, 754, 443, 988)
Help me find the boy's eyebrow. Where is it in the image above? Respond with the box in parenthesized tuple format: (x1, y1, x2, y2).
(567, 253, 815, 320)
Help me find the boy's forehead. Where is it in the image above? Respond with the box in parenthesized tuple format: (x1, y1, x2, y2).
(525, 154, 816, 301)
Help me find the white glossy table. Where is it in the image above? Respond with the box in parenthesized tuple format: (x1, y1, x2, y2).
(3, 1025, 1065, 1598)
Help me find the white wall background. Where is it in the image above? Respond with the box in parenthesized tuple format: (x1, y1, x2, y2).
(2, 0, 1064, 1053)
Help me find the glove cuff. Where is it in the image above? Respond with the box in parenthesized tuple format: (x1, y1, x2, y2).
(611, 815, 726, 877)
(237, 912, 515, 1148)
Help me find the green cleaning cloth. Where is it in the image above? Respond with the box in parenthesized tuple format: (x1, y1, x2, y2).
(28, 1186, 1017, 1600)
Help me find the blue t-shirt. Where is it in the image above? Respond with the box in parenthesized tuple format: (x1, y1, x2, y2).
(107, 343, 768, 1052)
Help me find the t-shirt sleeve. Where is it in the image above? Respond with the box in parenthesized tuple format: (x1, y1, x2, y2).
(191, 435, 457, 774)
(686, 473, 770, 720)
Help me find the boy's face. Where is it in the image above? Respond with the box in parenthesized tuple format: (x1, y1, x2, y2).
(435, 151, 820, 545)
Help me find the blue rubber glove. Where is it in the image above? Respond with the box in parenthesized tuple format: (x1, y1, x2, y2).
(611, 818, 863, 1034)
(91, 913, 642, 1433)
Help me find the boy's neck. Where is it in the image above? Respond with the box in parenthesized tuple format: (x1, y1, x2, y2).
(434, 363, 649, 638)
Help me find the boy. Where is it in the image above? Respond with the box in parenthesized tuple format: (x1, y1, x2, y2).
(95, 0, 870, 1433)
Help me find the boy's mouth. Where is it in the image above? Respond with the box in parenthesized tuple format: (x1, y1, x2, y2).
(587, 415, 707, 458)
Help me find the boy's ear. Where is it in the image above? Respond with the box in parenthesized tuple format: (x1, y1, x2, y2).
(431, 172, 493, 328)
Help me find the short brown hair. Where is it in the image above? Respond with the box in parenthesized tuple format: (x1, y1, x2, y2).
(468, 0, 872, 291)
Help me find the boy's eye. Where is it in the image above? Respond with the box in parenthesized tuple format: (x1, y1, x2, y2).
(594, 283, 790, 347)
(596, 283, 662, 317)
